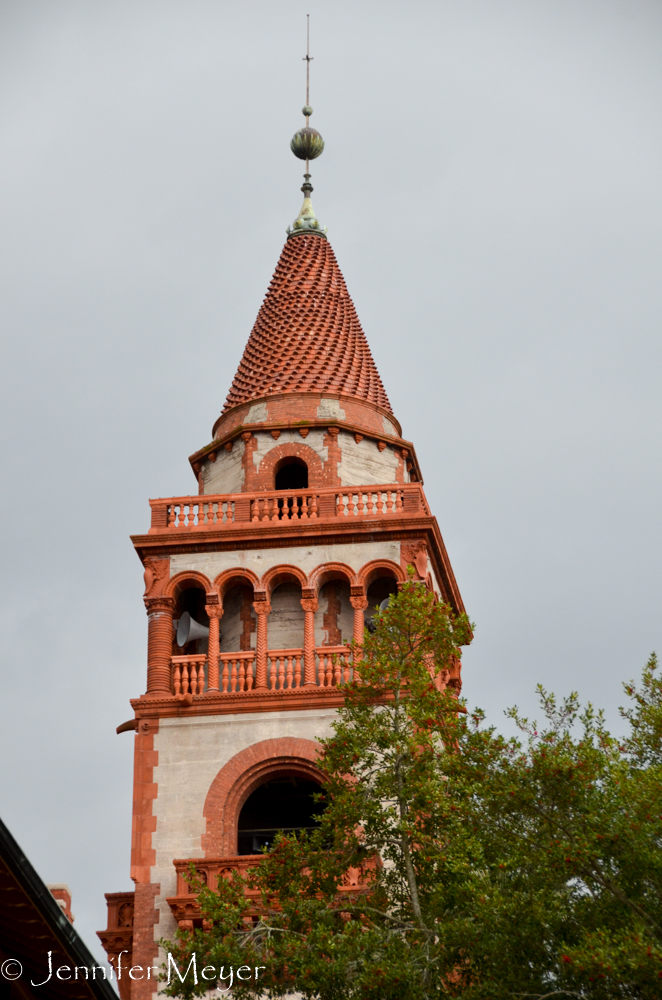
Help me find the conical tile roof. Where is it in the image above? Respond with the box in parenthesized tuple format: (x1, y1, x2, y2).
(221, 234, 393, 416)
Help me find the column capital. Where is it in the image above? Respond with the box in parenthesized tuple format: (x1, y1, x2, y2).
(300, 598, 319, 614)
(205, 592, 223, 618)
(349, 595, 369, 611)
(144, 595, 174, 615)
(253, 600, 271, 617)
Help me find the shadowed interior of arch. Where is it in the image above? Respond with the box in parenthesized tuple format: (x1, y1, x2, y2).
(237, 777, 323, 855)
(275, 457, 308, 491)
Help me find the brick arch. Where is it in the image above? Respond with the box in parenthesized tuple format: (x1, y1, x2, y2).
(164, 570, 212, 600)
(201, 737, 323, 856)
(309, 562, 358, 595)
(213, 567, 260, 603)
(255, 442, 325, 490)
(260, 563, 309, 598)
(357, 559, 405, 592)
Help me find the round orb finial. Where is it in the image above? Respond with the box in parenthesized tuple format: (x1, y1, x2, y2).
(302, 104, 313, 117)
(290, 127, 324, 161)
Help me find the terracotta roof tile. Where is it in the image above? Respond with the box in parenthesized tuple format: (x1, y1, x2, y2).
(221, 235, 393, 415)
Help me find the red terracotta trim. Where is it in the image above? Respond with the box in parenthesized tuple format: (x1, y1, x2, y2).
(260, 563, 309, 596)
(130, 719, 159, 883)
(163, 570, 211, 599)
(201, 737, 322, 855)
(357, 558, 406, 590)
(254, 442, 326, 491)
(308, 561, 359, 594)
(131, 686, 348, 719)
(213, 567, 261, 600)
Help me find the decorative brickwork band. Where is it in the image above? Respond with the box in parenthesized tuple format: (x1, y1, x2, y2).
(300, 597, 319, 685)
(205, 593, 223, 692)
(252, 598, 271, 689)
(350, 594, 369, 646)
(144, 596, 175, 695)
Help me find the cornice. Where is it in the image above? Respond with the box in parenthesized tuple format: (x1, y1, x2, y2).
(131, 686, 348, 719)
(130, 513, 465, 616)
(190, 418, 421, 484)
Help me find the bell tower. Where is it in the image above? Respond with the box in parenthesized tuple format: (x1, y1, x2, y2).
(98, 60, 466, 998)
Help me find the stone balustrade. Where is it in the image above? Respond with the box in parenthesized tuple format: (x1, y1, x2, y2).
(171, 647, 352, 698)
(148, 483, 427, 533)
(166, 854, 377, 930)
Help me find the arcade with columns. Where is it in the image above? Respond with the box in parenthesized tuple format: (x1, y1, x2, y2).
(98, 96, 467, 1000)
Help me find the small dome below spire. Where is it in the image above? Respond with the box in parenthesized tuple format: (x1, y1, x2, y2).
(287, 174, 327, 239)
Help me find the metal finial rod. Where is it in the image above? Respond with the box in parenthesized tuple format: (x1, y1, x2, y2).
(303, 15, 312, 173)
(305, 14, 311, 107)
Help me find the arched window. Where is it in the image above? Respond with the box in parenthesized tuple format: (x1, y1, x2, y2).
(275, 458, 308, 491)
(237, 776, 323, 855)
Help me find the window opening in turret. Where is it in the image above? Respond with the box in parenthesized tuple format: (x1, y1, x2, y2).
(237, 777, 323, 855)
(275, 458, 308, 491)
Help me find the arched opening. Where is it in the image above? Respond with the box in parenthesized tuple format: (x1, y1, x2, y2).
(268, 581, 305, 649)
(219, 584, 256, 653)
(237, 776, 323, 855)
(365, 575, 399, 632)
(275, 458, 308, 491)
(173, 585, 209, 655)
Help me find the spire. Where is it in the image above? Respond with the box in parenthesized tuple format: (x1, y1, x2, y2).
(218, 20, 392, 420)
(220, 234, 393, 416)
(287, 16, 327, 239)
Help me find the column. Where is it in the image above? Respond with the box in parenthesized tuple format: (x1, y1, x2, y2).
(252, 595, 271, 690)
(350, 592, 368, 646)
(300, 596, 319, 686)
(144, 596, 175, 695)
(205, 592, 223, 692)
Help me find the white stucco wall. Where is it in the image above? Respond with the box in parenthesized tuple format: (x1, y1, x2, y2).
(336, 431, 402, 486)
(170, 539, 401, 585)
(201, 438, 246, 495)
(151, 708, 337, 976)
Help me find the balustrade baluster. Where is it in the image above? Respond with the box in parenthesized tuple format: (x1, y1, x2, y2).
(294, 654, 302, 688)
(285, 655, 294, 689)
(198, 661, 206, 695)
(300, 495, 309, 520)
(277, 656, 285, 689)
(343, 657, 351, 683)
(267, 655, 275, 689)
(361, 493, 368, 515)
(395, 490, 403, 513)
(221, 658, 229, 693)
(181, 662, 190, 695)
(246, 657, 254, 691)
(251, 499, 260, 522)
(325, 655, 334, 687)
(333, 655, 342, 686)
(238, 660, 246, 692)
(261, 498, 270, 521)
(387, 491, 396, 513)
(173, 663, 181, 696)
(309, 494, 318, 519)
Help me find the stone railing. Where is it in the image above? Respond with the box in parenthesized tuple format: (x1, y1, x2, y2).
(148, 483, 428, 532)
(167, 855, 377, 930)
(171, 647, 351, 698)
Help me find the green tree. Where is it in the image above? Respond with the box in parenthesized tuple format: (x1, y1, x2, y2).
(161, 585, 662, 999)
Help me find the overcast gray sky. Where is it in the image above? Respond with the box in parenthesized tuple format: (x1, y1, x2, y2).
(0, 0, 660, 962)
